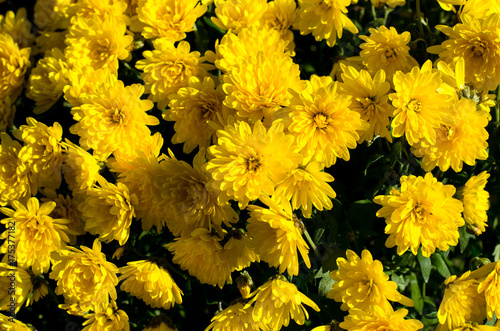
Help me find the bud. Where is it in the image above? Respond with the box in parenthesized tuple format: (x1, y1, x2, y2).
(236, 271, 253, 299)
(143, 314, 177, 331)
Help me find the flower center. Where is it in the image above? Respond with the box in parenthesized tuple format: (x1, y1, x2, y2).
(201, 101, 219, 120)
(359, 96, 377, 116)
(245, 156, 261, 173)
(438, 125, 455, 141)
(111, 108, 124, 124)
(313, 113, 329, 129)
(405, 98, 421, 113)
(471, 40, 486, 57)
(384, 48, 398, 60)
(412, 203, 426, 223)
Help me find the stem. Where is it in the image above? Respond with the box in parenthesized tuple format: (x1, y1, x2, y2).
(302, 227, 321, 258)
(416, 0, 424, 36)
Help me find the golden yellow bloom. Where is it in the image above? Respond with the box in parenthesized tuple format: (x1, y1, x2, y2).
(0, 264, 32, 313)
(34, 0, 75, 32)
(295, 0, 358, 47)
(0, 8, 35, 49)
(0, 197, 72, 275)
(17, 118, 64, 190)
(50, 239, 119, 313)
(288, 75, 367, 167)
(411, 98, 489, 172)
(80, 176, 137, 245)
(340, 305, 423, 331)
(206, 120, 302, 209)
(246, 276, 320, 329)
(212, 0, 267, 33)
(374, 173, 464, 257)
(0, 313, 35, 330)
(459, 171, 490, 235)
(437, 272, 486, 331)
(136, 39, 213, 110)
(0, 96, 15, 132)
(223, 229, 260, 272)
(132, 0, 207, 42)
(26, 48, 70, 114)
(164, 76, 235, 154)
(205, 301, 263, 331)
(428, 14, 500, 92)
(389, 60, 453, 146)
(64, 67, 117, 108)
(359, 25, 418, 78)
(452, 323, 500, 331)
(119, 259, 183, 310)
(461, 0, 500, 20)
(0, 33, 30, 102)
(69, 79, 158, 160)
(143, 315, 178, 331)
(168, 228, 232, 288)
(261, 0, 297, 55)
(340, 65, 393, 142)
(82, 300, 129, 331)
(328, 249, 414, 311)
(474, 261, 500, 321)
(69, 0, 128, 21)
(65, 14, 133, 72)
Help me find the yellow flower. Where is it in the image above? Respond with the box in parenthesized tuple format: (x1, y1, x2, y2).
(427, 14, 500, 92)
(64, 67, 118, 108)
(132, 0, 207, 42)
(247, 195, 310, 276)
(0, 264, 32, 313)
(0, 32, 30, 102)
(437, 272, 486, 331)
(222, 51, 302, 124)
(374, 173, 464, 257)
(339, 305, 423, 331)
(473, 261, 500, 321)
(82, 300, 129, 331)
(452, 323, 500, 331)
(0, 197, 72, 275)
(288, 75, 367, 167)
(0, 96, 15, 132)
(164, 76, 235, 154)
(410, 98, 489, 172)
(80, 176, 138, 245)
(461, 0, 500, 20)
(0, 8, 35, 49)
(0, 313, 35, 330)
(328, 249, 414, 311)
(69, 0, 128, 21)
(17, 118, 64, 190)
(459, 171, 490, 235)
(143, 315, 178, 331)
(340, 65, 394, 142)
(205, 120, 302, 209)
(34, 0, 75, 32)
(136, 39, 213, 110)
(118, 259, 183, 310)
(69, 79, 158, 160)
(261, 0, 297, 55)
(223, 229, 260, 272)
(436, 0, 464, 12)
(50, 239, 119, 313)
(26, 47, 70, 114)
(211, 0, 267, 33)
(295, 0, 358, 47)
(0, 133, 34, 206)
(64, 14, 133, 72)
(205, 301, 263, 331)
(167, 228, 232, 288)
(389, 60, 453, 146)
(246, 276, 320, 329)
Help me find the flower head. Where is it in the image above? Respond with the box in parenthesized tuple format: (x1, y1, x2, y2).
(261, 0, 297, 54)
(62, 139, 102, 196)
(143, 315, 178, 331)
(82, 300, 129, 331)
(211, 0, 267, 33)
(328, 249, 414, 311)
(0, 8, 35, 49)
(205, 301, 263, 331)
(340, 306, 423, 331)
(459, 171, 490, 235)
(374, 172, 464, 257)
(0, 32, 30, 102)
(64, 67, 117, 108)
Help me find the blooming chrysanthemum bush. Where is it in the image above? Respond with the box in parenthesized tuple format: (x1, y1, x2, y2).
(1, 0, 500, 330)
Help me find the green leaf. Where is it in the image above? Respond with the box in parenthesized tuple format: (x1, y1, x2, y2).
(315, 267, 336, 297)
(493, 244, 500, 262)
(408, 273, 424, 314)
(458, 226, 473, 253)
(418, 249, 432, 283)
(431, 253, 451, 279)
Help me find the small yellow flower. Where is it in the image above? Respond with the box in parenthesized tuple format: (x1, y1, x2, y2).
(339, 305, 423, 331)
(460, 171, 490, 235)
(205, 301, 263, 331)
(328, 249, 414, 311)
(211, 0, 267, 33)
(0, 8, 35, 49)
(223, 229, 260, 272)
(82, 300, 130, 331)
(0, 32, 30, 102)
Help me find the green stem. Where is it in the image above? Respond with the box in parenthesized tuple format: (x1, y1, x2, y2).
(416, 0, 424, 36)
(302, 227, 321, 258)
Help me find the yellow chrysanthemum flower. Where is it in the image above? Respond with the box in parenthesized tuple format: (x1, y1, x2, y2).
(247, 196, 310, 276)
(69, 0, 128, 22)
(0, 8, 35, 49)
(80, 176, 137, 245)
(374, 172, 465, 257)
(0, 33, 30, 102)
(328, 249, 414, 311)
(167, 228, 232, 288)
(223, 229, 260, 272)
(143, 315, 178, 331)
(461, 0, 500, 20)
(64, 14, 133, 72)
(452, 323, 500, 331)
(206, 120, 302, 209)
(339, 305, 423, 331)
(295, 0, 358, 47)
(212, 0, 267, 33)
(437, 272, 486, 331)
(205, 301, 263, 331)
(26, 48, 70, 114)
(474, 261, 500, 321)
(64, 67, 117, 108)
(0, 133, 34, 206)
(0, 96, 15, 132)
(458, 171, 490, 235)
(69, 79, 158, 160)
(136, 39, 214, 110)
(246, 276, 320, 329)
(17, 118, 64, 190)
(132, 0, 207, 42)
(0, 197, 72, 275)
(389, 60, 453, 146)
(82, 300, 129, 331)
(34, 0, 75, 32)
(274, 158, 336, 219)
(0, 313, 35, 330)
(0, 264, 32, 313)
(50, 239, 119, 313)
(427, 14, 500, 92)
(164, 76, 235, 154)
(261, 0, 297, 55)
(359, 25, 418, 77)
(119, 259, 183, 310)
(340, 65, 394, 142)
(288, 75, 367, 168)
(411, 98, 489, 172)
